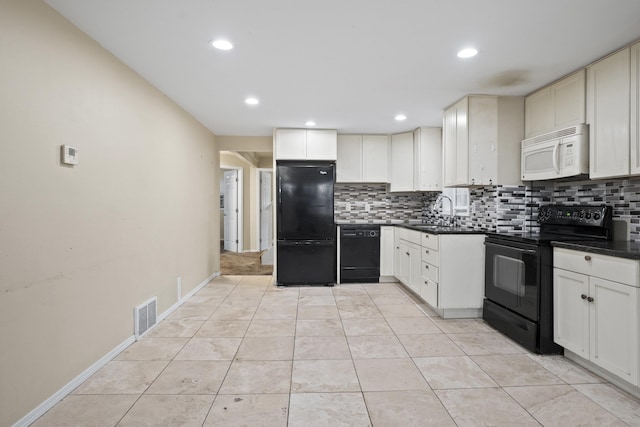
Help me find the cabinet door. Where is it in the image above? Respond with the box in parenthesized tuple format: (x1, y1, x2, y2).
(397, 240, 411, 286)
(525, 87, 552, 138)
(380, 226, 394, 276)
(588, 48, 631, 179)
(389, 132, 415, 191)
(553, 268, 590, 358)
(409, 243, 422, 294)
(336, 135, 363, 182)
(363, 135, 389, 182)
(420, 278, 438, 307)
(414, 127, 442, 191)
(589, 277, 639, 385)
(275, 129, 306, 159)
(552, 70, 586, 130)
(443, 106, 458, 187)
(454, 98, 470, 185)
(631, 42, 640, 175)
(307, 130, 337, 160)
(468, 96, 497, 185)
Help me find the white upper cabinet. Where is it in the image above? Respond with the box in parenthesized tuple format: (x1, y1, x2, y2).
(443, 98, 468, 186)
(525, 70, 586, 138)
(336, 135, 363, 182)
(414, 127, 442, 191)
(275, 129, 306, 159)
(275, 128, 337, 160)
(389, 132, 415, 191)
(306, 129, 337, 160)
(631, 42, 640, 175)
(588, 48, 631, 179)
(444, 95, 523, 187)
(336, 134, 388, 183)
(362, 135, 389, 182)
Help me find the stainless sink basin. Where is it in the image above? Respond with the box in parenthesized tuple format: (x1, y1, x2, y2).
(410, 224, 449, 230)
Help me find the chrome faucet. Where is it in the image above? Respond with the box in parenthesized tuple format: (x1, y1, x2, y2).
(434, 194, 455, 226)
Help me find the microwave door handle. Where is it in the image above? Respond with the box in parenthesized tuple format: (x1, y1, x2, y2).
(552, 141, 560, 174)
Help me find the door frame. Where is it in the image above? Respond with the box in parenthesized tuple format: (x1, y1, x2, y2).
(256, 168, 274, 251)
(220, 165, 243, 252)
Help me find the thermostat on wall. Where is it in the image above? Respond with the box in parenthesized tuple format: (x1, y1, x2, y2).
(61, 145, 78, 165)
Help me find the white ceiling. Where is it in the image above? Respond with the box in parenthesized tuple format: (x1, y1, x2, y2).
(45, 0, 640, 137)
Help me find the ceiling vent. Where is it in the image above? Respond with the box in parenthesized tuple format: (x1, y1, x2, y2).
(134, 297, 157, 339)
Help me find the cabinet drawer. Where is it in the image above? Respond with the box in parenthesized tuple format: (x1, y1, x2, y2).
(421, 245, 440, 266)
(554, 248, 639, 287)
(422, 261, 439, 283)
(420, 278, 438, 307)
(421, 232, 439, 250)
(396, 227, 421, 245)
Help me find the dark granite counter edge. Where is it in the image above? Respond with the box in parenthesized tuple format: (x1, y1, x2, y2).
(335, 221, 484, 235)
(551, 241, 640, 260)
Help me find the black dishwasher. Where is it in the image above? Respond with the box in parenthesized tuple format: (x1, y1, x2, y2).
(340, 225, 380, 283)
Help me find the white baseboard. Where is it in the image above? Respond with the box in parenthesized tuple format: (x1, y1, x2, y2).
(147, 271, 220, 334)
(14, 270, 221, 427)
(13, 335, 135, 427)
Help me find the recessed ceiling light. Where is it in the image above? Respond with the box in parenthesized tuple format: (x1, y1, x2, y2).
(394, 114, 407, 121)
(245, 97, 259, 105)
(211, 39, 233, 50)
(305, 121, 316, 126)
(457, 48, 478, 58)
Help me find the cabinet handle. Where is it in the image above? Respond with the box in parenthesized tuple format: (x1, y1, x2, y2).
(425, 281, 428, 285)
(425, 265, 429, 269)
(406, 252, 410, 256)
(425, 249, 430, 254)
(396, 246, 399, 249)
(585, 255, 592, 261)
(587, 296, 594, 303)
(581, 294, 587, 300)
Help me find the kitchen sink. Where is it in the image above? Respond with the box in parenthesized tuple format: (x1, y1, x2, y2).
(410, 224, 449, 230)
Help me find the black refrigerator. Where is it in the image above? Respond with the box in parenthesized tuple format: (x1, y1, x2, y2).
(276, 161, 336, 286)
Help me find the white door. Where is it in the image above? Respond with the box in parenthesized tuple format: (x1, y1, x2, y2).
(259, 171, 273, 251)
(223, 170, 239, 252)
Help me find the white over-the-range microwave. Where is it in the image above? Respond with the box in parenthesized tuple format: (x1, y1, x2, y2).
(521, 124, 589, 181)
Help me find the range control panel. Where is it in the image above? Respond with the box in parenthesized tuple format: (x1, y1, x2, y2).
(537, 205, 612, 227)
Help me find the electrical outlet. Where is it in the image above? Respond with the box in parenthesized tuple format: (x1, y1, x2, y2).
(364, 203, 371, 212)
(345, 202, 351, 211)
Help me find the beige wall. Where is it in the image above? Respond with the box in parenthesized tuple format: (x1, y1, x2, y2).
(0, 1, 219, 425)
(217, 135, 272, 152)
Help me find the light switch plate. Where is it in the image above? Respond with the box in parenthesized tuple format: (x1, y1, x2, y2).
(61, 145, 78, 165)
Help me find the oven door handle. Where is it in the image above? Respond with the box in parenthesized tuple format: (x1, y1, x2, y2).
(485, 241, 537, 255)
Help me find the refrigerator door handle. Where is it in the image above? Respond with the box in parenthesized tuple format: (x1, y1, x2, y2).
(277, 175, 283, 235)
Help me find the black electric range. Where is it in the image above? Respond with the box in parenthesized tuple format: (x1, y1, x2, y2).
(483, 205, 613, 354)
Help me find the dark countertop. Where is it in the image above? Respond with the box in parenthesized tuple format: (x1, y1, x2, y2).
(551, 240, 640, 260)
(335, 220, 484, 234)
(398, 223, 485, 235)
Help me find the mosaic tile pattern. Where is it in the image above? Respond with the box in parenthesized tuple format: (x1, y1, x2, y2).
(334, 184, 425, 223)
(334, 178, 640, 241)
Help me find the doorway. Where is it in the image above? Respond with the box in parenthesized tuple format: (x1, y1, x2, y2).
(220, 167, 242, 253)
(258, 170, 273, 251)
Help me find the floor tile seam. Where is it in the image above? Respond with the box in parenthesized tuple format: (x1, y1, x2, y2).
(569, 384, 636, 425)
(469, 353, 566, 388)
(113, 357, 176, 426)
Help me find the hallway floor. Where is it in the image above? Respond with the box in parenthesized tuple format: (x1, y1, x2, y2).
(33, 276, 640, 426)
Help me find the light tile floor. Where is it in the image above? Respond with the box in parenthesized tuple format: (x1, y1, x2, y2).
(33, 275, 640, 426)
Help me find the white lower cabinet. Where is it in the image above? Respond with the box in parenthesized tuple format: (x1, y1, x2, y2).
(393, 228, 421, 294)
(393, 228, 484, 318)
(554, 248, 640, 387)
(380, 226, 394, 276)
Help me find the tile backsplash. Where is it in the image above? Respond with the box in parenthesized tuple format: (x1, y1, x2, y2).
(335, 178, 640, 241)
